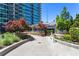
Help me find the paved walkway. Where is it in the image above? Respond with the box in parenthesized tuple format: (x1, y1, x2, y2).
(6, 35, 79, 56)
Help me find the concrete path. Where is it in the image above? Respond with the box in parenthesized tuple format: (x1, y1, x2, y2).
(6, 35, 52, 56)
(5, 35, 79, 56)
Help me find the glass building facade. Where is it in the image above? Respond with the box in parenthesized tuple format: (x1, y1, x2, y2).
(0, 3, 41, 25)
(0, 3, 14, 23)
(33, 4, 41, 24)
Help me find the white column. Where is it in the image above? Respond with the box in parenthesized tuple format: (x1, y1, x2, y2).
(13, 3, 15, 19)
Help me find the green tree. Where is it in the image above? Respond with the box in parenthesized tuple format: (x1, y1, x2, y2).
(64, 20, 71, 31)
(69, 16, 73, 25)
(60, 7, 68, 20)
(56, 20, 65, 31)
(75, 14, 79, 21)
(56, 7, 73, 32)
(60, 7, 72, 20)
(56, 15, 60, 23)
(72, 14, 79, 27)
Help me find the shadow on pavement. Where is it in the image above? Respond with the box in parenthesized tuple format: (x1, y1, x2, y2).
(27, 35, 35, 41)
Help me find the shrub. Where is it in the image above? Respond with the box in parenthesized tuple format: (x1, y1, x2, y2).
(63, 34, 71, 40)
(3, 32, 20, 42)
(16, 32, 27, 39)
(0, 32, 20, 46)
(47, 30, 54, 33)
(69, 27, 79, 42)
(12, 34, 20, 42)
(0, 39, 4, 49)
(2, 38, 13, 46)
(0, 39, 3, 46)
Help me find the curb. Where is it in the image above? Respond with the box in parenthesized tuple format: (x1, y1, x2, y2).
(54, 38, 79, 49)
(0, 39, 29, 56)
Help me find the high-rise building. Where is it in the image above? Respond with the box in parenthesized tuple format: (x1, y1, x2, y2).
(0, 3, 14, 23)
(0, 3, 41, 25)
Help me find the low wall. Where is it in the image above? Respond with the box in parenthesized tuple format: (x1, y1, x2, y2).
(0, 39, 29, 56)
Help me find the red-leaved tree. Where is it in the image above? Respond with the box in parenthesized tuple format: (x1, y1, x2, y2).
(37, 21, 45, 30)
(5, 18, 28, 32)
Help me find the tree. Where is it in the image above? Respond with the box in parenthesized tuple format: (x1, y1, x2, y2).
(75, 14, 79, 21)
(37, 21, 47, 35)
(69, 16, 73, 25)
(56, 15, 60, 23)
(72, 14, 79, 27)
(37, 21, 44, 30)
(57, 20, 65, 31)
(60, 7, 67, 19)
(56, 15, 65, 31)
(60, 7, 72, 20)
(19, 18, 26, 25)
(64, 20, 71, 31)
(5, 18, 28, 32)
(56, 7, 73, 32)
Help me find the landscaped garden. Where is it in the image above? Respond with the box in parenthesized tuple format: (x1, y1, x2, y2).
(0, 18, 30, 49)
(0, 17, 48, 50)
(55, 7, 79, 45)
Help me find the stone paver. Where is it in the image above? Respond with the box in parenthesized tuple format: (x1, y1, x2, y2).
(5, 35, 79, 56)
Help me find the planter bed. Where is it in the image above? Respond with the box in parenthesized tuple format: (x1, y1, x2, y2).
(54, 34, 79, 45)
(0, 32, 35, 56)
(53, 36, 79, 49)
(0, 37, 33, 56)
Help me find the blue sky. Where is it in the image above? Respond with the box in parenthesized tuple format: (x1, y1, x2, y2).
(41, 3, 79, 23)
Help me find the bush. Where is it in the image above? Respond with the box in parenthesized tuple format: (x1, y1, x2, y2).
(0, 39, 3, 46)
(69, 27, 79, 42)
(63, 34, 71, 40)
(12, 34, 20, 42)
(16, 32, 28, 39)
(0, 32, 20, 46)
(2, 38, 13, 46)
(3, 32, 20, 42)
(0, 39, 4, 49)
(47, 30, 54, 33)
